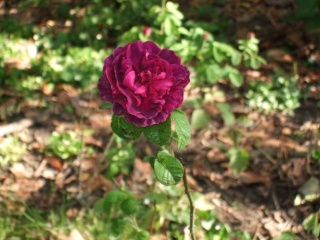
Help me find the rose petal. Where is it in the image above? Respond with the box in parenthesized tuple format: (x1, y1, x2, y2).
(143, 41, 161, 55)
(98, 76, 113, 102)
(127, 41, 144, 71)
(159, 49, 181, 64)
(123, 71, 136, 90)
(134, 86, 146, 96)
(171, 64, 190, 86)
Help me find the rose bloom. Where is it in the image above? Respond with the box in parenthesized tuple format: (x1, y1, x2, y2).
(98, 41, 190, 127)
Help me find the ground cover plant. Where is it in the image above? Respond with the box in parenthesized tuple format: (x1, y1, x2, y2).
(0, 0, 320, 239)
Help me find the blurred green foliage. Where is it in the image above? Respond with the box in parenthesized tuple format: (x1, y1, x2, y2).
(0, 135, 27, 166)
(120, 1, 265, 87)
(0, 0, 265, 90)
(273, 231, 297, 240)
(285, 0, 320, 31)
(47, 131, 82, 160)
(303, 212, 320, 238)
(0, 202, 113, 239)
(94, 185, 251, 240)
(105, 136, 136, 178)
(246, 74, 301, 114)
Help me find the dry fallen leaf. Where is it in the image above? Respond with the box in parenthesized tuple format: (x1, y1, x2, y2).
(5, 57, 31, 73)
(88, 114, 112, 129)
(45, 156, 63, 171)
(237, 171, 272, 184)
(10, 162, 33, 179)
(132, 157, 153, 182)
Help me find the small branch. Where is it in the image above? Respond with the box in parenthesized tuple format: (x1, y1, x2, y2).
(99, 133, 116, 166)
(183, 168, 196, 240)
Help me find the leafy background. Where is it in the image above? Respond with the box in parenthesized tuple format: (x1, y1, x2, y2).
(0, 0, 320, 239)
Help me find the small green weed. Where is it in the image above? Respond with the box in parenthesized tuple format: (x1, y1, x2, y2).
(303, 212, 320, 238)
(41, 47, 106, 87)
(46, 131, 82, 160)
(94, 189, 149, 240)
(0, 202, 111, 240)
(273, 231, 297, 240)
(312, 149, 320, 162)
(0, 135, 27, 167)
(105, 136, 136, 178)
(94, 183, 251, 240)
(246, 74, 301, 114)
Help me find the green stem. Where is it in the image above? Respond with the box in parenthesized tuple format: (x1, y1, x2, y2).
(99, 133, 116, 167)
(165, 140, 196, 239)
(183, 167, 196, 240)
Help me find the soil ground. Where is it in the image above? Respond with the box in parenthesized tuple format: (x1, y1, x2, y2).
(0, 0, 320, 239)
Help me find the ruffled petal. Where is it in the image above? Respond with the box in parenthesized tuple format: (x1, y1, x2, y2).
(159, 49, 180, 64)
(171, 64, 190, 87)
(127, 41, 144, 71)
(98, 76, 113, 102)
(143, 41, 161, 55)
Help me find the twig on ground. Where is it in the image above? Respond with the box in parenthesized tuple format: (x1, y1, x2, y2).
(99, 133, 116, 167)
(271, 189, 281, 211)
(0, 118, 34, 137)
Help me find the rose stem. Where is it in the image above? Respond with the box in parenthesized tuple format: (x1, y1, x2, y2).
(167, 143, 196, 240)
(183, 167, 196, 240)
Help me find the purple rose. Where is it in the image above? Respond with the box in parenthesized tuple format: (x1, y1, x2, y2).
(98, 41, 190, 127)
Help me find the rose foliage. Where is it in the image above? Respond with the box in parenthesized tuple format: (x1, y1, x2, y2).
(98, 41, 189, 127)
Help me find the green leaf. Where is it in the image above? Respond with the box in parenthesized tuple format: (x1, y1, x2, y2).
(215, 41, 238, 54)
(273, 231, 297, 240)
(191, 108, 211, 130)
(228, 70, 243, 87)
(143, 117, 171, 146)
(250, 57, 261, 69)
(213, 46, 225, 63)
(164, 17, 174, 36)
(231, 52, 242, 65)
(166, 1, 184, 19)
(227, 147, 250, 173)
(144, 155, 157, 169)
(110, 218, 129, 236)
(93, 198, 105, 214)
(217, 102, 235, 126)
(171, 109, 191, 150)
(153, 151, 184, 186)
(313, 224, 320, 237)
(303, 213, 318, 231)
(136, 230, 150, 240)
(103, 190, 129, 215)
(206, 63, 223, 83)
(120, 197, 139, 215)
(298, 176, 320, 199)
(178, 27, 190, 36)
(111, 115, 142, 140)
